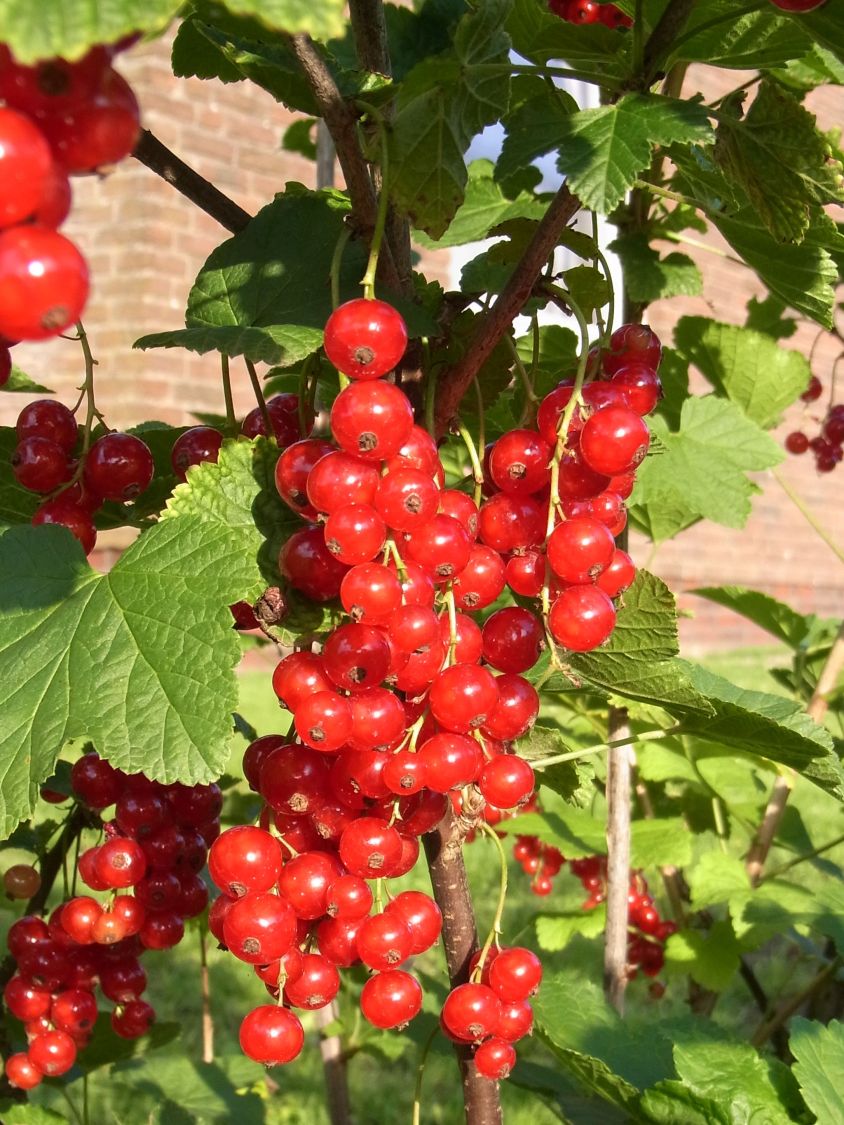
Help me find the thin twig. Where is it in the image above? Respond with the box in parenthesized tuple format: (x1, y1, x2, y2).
(751, 957, 842, 1049)
(772, 469, 844, 566)
(746, 621, 844, 885)
(604, 707, 632, 1014)
(133, 129, 251, 234)
(433, 185, 580, 436)
(640, 0, 699, 86)
(199, 927, 214, 1064)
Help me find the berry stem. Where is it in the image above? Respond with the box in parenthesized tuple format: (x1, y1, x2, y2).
(530, 725, 684, 770)
(60, 321, 107, 496)
(505, 334, 539, 423)
(245, 359, 272, 437)
(472, 820, 509, 980)
(444, 585, 459, 667)
(220, 353, 237, 437)
(357, 102, 390, 302)
(591, 212, 615, 339)
(330, 224, 352, 311)
(456, 420, 485, 507)
(298, 353, 319, 439)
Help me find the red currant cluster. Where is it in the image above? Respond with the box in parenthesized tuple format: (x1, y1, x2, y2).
(2, 753, 220, 1091)
(11, 397, 154, 556)
(513, 833, 676, 980)
(784, 377, 844, 474)
(0, 40, 141, 363)
(547, 0, 632, 28)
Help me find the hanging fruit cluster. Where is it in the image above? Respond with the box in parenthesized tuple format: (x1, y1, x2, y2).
(547, 0, 632, 28)
(0, 40, 141, 370)
(2, 753, 220, 1090)
(784, 376, 844, 473)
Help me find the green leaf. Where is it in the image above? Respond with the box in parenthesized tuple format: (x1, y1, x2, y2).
(497, 87, 579, 187)
(219, 0, 346, 40)
(672, 1038, 794, 1125)
(80, 1019, 181, 1072)
(536, 907, 607, 952)
(111, 1053, 265, 1122)
(665, 922, 741, 992)
(2, 366, 53, 394)
(690, 586, 815, 649)
(0, 440, 290, 836)
(0, 0, 181, 63)
(639, 1081, 733, 1125)
(687, 851, 751, 912)
(679, 663, 843, 795)
(282, 117, 318, 160)
(559, 572, 713, 715)
(736, 879, 844, 950)
(666, 2, 811, 71)
(414, 159, 546, 249)
(610, 233, 702, 305)
(714, 79, 844, 244)
(506, 0, 629, 78)
(498, 809, 606, 858)
(0, 1107, 68, 1125)
(631, 818, 692, 869)
(534, 969, 676, 1092)
(776, 3, 844, 62)
(673, 316, 811, 428)
(389, 0, 512, 237)
(713, 207, 837, 328)
(790, 1017, 844, 1125)
(629, 397, 783, 537)
(563, 265, 611, 317)
(137, 187, 367, 365)
(555, 95, 713, 214)
(0, 426, 40, 527)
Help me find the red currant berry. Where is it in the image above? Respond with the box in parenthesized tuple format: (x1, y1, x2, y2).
(280, 525, 348, 601)
(32, 497, 96, 555)
(4, 976, 52, 1021)
(549, 585, 616, 651)
(0, 107, 54, 228)
(360, 970, 423, 1028)
(41, 68, 140, 174)
(284, 953, 341, 1010)
(223, 891, 297, 964)
(474, 1037, 517, 1080)
(482, 607, 544, 673)
(17, 399, 78, 451)
(306, 449, 380, 513)
(208, 826, 283, 897)
(330, 380, 414, 461)
(0, 225, 88, 340)
(604, 324, 662, 374)
(240, 1004, 305, 1065)
(489, 947, 543, 1001)
(95, 837, 147, 889)
(28, 1029, 77, 1076)
(324, 503, 386, 565)
(596, 548, 635, 598)
(356, 912, 413, 970)
(768, 0, 827, 10)
(324, 298, 408, 380)
(274, 437, 332, 516)
(12, 436, 69, 492)
(242, 393, 306, 445)
(111, 998, 156, 1039)
(429, 663, 499, 734)
(489, 429, 552, 496)
(385, 891, 443, 954)
(84, 432, 154, 501)
(610, 363, 662, 416)
(478, 493, 544, 552)
(51, 989, 98, 1036)
(442, 983, 502, 1042)
(547, 516, 616, 584)
(278, 851, 342, 920)
(418, 732, 483, 792)
(481, 674, 539, 741)
(494, 999, 533, 1041)
(452, 544, 506, 611)
(4, 1052, 43, 1089)
(272, 654, 331, 711)
(375, 467, 440, 532)
(294, 691, 353, 752)
(339, 817, 403, 878)
(171, 426, 224, 481)
(479, 755, 535, 809)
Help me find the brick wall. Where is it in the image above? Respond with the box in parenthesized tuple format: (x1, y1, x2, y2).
(2, 40, 841, 650)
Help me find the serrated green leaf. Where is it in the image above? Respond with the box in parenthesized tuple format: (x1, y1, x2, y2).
(610, 233, 702, 304)
(631, 818, 692, 869)
(555, 95, 713, 214)
(713, 207, 837, 328)
(497, 87, 579, 187)
(690, 586, 814, 649)
(744, 295, 797, 340)
(219, 0, 346, 40)
(630, 397, 783, 536)
(2, 366, 53, 394)
(536, 907, 606, 952)
(672, 1037, 794, 1125)
(735, 878, 844, 949)
(687, 851, 751, 912)
(0, 426, 40, 528)
(0, 441, 287, 836)
(506, 0, 629, 78)
(790, 1017, 844, 1125)
(563, 265, 611, 316)
(0, 1106, 68, 1125)
(775, 3, 844, 62)
(534, 969, 675, 1092)
(415, 159, 546, 249)
(282, 117, 318, 160)
(679, 663, 843, 795)
(639, 1081, 732, 1125)
(498, 809, 606, 857)
(714, 80, 844, 244)
(515, 324, 579, 389)
(665, 922, 741, 992)
(665, 2, 812, 71)
(136, 325, 326, 366)
(80, 1019, 181, 1071)
(0, 0, 180, 63)
(673, 316, 811, 428)
(111, 1052, 265, 1121)
(389, 0, 512, 237)
(562, 572, 709, 714)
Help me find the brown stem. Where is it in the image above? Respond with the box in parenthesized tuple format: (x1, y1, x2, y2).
(433, 185, 580, 436)
(641, 0, 698, 86)
(604, 707, 632, 1014)
(423, 809, 503, 1125)
(315, 1001, 353, 1125)
(750, 957, 842, 1049)
(133, 129, 251, 234)
(288, 33, 401, 293)
(746, 622, 844, 885)
(348, 0, 413, 293)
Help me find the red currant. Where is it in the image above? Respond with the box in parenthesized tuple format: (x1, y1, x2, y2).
(330, 380, 414, 461)
(360, 970, 423, 1028)
(240, 1004, 304, 1064)
(323, 299, 408, 380)
(549, 585, 616, 651)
